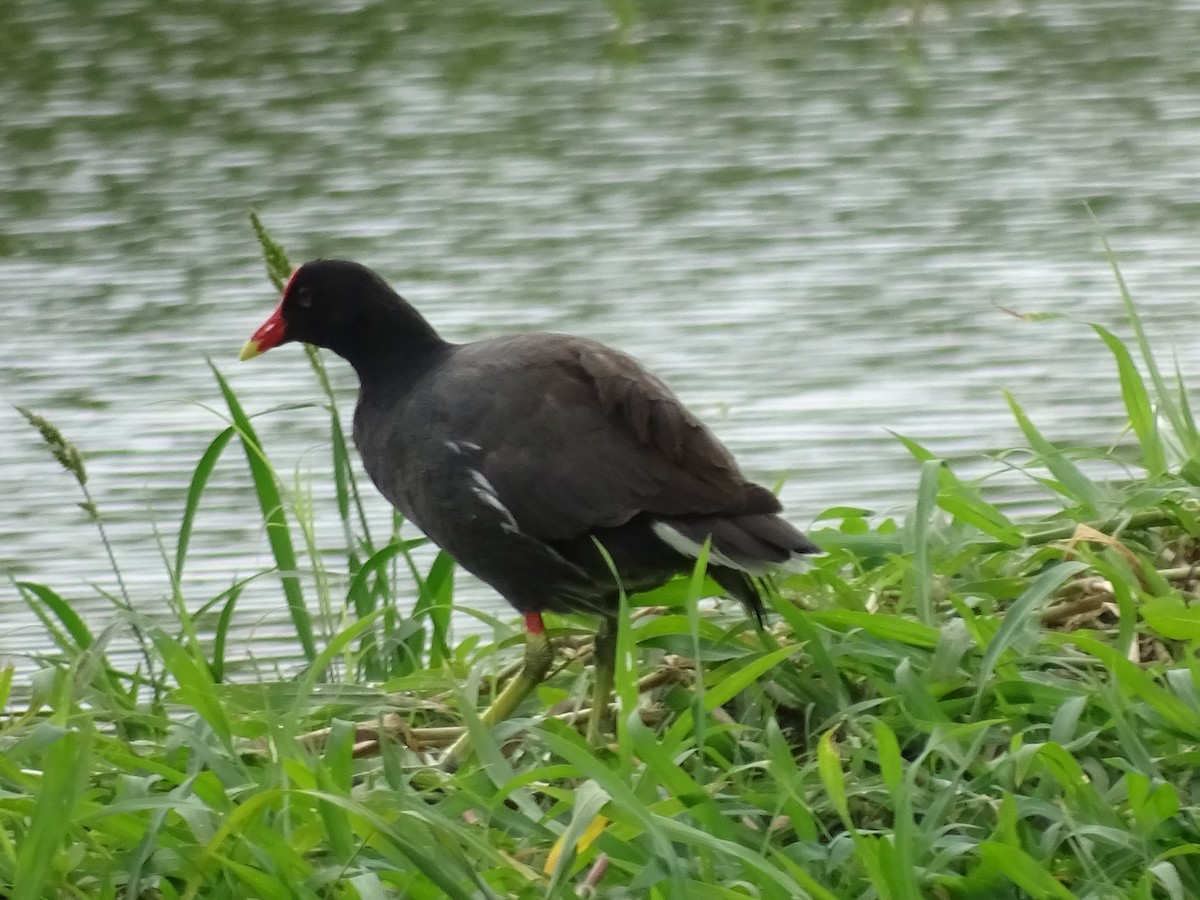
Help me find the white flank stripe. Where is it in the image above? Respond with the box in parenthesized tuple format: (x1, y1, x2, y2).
(468, 469, 519, 532)
(650, 521, 769, 575)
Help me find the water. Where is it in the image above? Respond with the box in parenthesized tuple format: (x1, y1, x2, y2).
(4, 0, 1200, 669)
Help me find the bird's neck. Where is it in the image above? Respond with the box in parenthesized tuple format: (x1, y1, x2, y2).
(336, 301, 452, 391)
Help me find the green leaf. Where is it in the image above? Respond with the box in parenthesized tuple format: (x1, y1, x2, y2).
(1053, 632, 1200, 738)
(1093, 324, 1165, 475)
(1094, 224, 1195, 455)
(17, 582, 92, 650)
(937, 491, 1023, 545)
(346, 541, 409, 620)
(977, 841, 1079, 899)
(1005, 391, 1106, 515)
(805, 528, 906, 557)
(411, 550, 456, 666)
(544, 780, 611, 891)
(903, 459, 941, 624)
(875, 719, 903, 795)
(813, 506, 875, 521)
(174, 426, 235, 584)
(652, 814, 832, 899)
(631, 716, 734, 843)
(894, 431, 1022, 543)
(295, 610, 385, 702)
(1141, 595, 1200, 641)
(701, 644, 799, 712)
(210, 580, 247, 684)
(314, 720, 357, 863)
(818, 729, 852, 830)
(12, 725, 94, 900)
(152, 629, 232, 749)
(209, 360, 315, 661)
(539, 728, 682, 882)
(806, 609, 940, 647)
(976, 561, 1089, 707)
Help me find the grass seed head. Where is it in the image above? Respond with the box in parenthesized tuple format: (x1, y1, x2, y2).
(16, 405, 88, 486)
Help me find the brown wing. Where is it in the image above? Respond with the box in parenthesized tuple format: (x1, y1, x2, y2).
(475, 336, 780, 541)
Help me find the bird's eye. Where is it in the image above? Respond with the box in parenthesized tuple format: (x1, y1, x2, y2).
(294, 287, 313, 309)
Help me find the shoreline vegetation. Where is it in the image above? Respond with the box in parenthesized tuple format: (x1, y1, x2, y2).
(6, 220, 1200, 897)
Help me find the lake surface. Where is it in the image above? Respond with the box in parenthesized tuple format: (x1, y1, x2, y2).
(4, 0, 1200, 671)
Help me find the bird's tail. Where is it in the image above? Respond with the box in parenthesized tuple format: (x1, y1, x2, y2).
(653, 513, 821, 622)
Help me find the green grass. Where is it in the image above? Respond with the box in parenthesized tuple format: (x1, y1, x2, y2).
(6, 222, 1200, 897)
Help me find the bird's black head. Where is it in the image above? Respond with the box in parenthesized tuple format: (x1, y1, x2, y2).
(240, 259, 443, 370)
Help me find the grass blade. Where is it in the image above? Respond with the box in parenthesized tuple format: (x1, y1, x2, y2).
(174, 425, 236, 584)
(12, 724, 93, 900)
(977, 842, 1080, 899)
(17, 581, 92, 650)
(1092, 324, 1165, 475)
(208, 359, 315, 661)
(1093, 225, 1194, 451)
(152, 629, 233, 749)
(1005, 390, 1106, 515)
(975, 560, 1088, 709)
(903, 458, 940, 624)
(409, 550, 456, 666)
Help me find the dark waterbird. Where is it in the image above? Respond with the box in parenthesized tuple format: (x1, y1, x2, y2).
(240, 259, 818, 763)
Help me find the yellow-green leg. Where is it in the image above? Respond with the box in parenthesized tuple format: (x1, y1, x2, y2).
(443, 612, 554, 768)
(587, 615, 618, 745)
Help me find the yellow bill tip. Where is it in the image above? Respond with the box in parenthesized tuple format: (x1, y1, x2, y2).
(238, 339, 264, 361)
